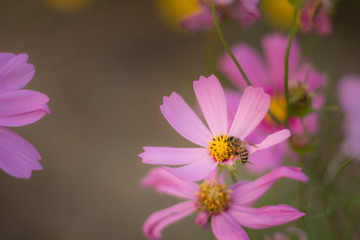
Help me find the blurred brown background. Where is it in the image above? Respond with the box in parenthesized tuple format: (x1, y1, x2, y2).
(0, 0, 359, 239)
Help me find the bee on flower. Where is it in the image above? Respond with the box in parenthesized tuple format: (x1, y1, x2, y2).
(140, 75, 290, 181)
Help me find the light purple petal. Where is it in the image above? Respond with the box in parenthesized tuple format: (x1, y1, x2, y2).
(314, 9, 332, 36)
(306, 68, 325, 92)
(141, 167, 198, 200)
(194, 75, 228, 135)
(140, 147, 209, 165)
(0, 53, 35, 92)
(262, 34, 300, 91)
(205, 166, 225, 184)
(0, 127, 42, 179)
(143, 201, 196, 240)
(224, 90, 242, 125)
(230, 166, 308, 206)
(246, 141, 286, 174)
(229, 204, 305, 229)
(227, 0, 261, 28)
(164, 156, 218, 181)
(160, 92, 212, 147)
(229, 86, 270, 139)
(180, 8, 215, 32)
(195, 212, 209, 228)
(248, 129, 290, 154)
(211, 212, 250, 240)
(0, 90, 50, 127)
(219, 44, 267, 90)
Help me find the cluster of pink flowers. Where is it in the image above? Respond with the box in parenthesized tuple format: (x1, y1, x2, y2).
(0, 53, 50, 179)
(180, 0, 333, 35)
(142, 0, 358, 239)
(140, 75, 308, 239)
(219, 33, 325, 172)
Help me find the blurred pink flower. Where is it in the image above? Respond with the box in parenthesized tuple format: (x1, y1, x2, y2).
(142, 167, 308, 240)
(181, 0, 261, 32)
(300, 0, 333, 36)
(219, 34, 325, 171)
(338, 76, 360, 158)
(140, 75, 290, 181)
(0, 53, 50, 179)
(264, 226, 308, 240)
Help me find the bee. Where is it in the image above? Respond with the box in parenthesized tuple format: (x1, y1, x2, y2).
(228, 136, 257, 165)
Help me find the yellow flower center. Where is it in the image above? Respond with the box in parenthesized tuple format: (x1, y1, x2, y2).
(197, 180, 232, 215)
(208, 134, 234, 163)
(265, 95, 287, 124)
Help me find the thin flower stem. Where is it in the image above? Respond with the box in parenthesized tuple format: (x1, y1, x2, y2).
(210, 1, 252, 86)
(284, 9, 299, 126)
(229, 171, 237, 184)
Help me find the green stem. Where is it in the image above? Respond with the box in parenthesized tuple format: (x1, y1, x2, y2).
(210, 1, 252, 86)
(284, 9, 299, 126)
(229, 171, 237, 184)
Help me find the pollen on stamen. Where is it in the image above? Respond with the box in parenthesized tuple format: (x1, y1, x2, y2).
(197, 180, 232, 215)
(208, 133, 234, 162)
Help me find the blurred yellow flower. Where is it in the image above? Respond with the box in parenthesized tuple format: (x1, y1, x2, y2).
(261, 0, 295, 30)
(44, 0, 94, 13)
(155, 0, 201, 31)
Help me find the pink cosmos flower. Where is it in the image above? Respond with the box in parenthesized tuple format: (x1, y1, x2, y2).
(338, 76, 360, 159)
(299, 0, 333, 36)
(142, 166, 308, 240)
(0, 52, 50, 178)
(180, 0, 261, 32)
(219, 34, 325, 172)
(140, 75, 290, 181)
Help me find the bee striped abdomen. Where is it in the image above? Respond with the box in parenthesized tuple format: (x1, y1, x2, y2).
(239, 146, 248, 165)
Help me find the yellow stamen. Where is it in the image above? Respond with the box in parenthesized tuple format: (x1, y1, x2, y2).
(208, 134, 234, 162)
(197, 180, 232, 215)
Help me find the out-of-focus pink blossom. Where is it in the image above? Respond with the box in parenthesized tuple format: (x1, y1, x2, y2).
(300, 0, 333, 36)
(0, 53, 50, 179)
(219, 34, 325, 172)
(338, 76, 360, 159)
(181, 0, 261, 32)
(142, 167, 308, 240)
(140, 75, 290, 181)
(265, 226, 308, 240)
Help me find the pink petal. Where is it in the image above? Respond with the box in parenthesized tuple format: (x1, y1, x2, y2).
(262, 34, 300, 91)
(229, 204, 305, 229)
(140, 147, 209, 165)
(230, 166, 308, 206)
(0, 53, 35, 92)
(229, 86, 270, 139)
(160, 92, 212, 147)
(180, 8, 215, 32)
(246, 141, 286, 174)
(143, 201, 196, 240)
(248, 129, 290, 154)
(314, 9, 332, 36)
(224, 90, 242, 125)
(211, 212, 250, 240)
(338, 76, 360, 117)
(219, 44, 267, 90)
(306, 68, 325, 92)
(164, 156, 218, 181)
(0, 90, 50, 127)
(227, 0, 261, 28)
(193, 75, 228, 135)
(205, 166, 225, 184)
(141, 167, 198, 200)
(0, 127, 42, 179)
(195, 212, 209, 228)
(304, 114, 318, 134)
